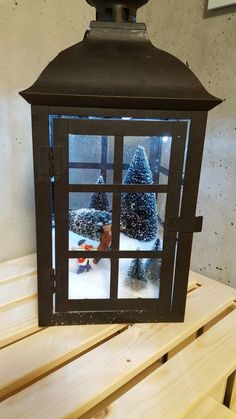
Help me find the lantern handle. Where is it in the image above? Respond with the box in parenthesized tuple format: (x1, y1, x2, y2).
(86, 0, 149, 22)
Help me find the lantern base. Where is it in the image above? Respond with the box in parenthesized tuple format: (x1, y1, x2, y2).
(42, 310, 185, 327)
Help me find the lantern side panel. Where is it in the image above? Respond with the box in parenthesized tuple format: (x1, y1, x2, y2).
(48, 115, 194, 322)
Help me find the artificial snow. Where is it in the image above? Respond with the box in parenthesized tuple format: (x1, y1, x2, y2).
(69, 231, 160, 300)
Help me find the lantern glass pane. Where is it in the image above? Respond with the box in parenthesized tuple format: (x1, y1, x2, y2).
(122, 136, 171, 185)
(69, 192, 113, 251)
(159, 172, 168, 184)
(69, 168, 101, 184)
(120, 193, 166, 250)
(69, 134, 115, 184)
(68, 258, 111, 299)
(118, 258, 161, 299)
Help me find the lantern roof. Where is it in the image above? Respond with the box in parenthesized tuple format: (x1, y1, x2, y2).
(20, 1, 221, 111)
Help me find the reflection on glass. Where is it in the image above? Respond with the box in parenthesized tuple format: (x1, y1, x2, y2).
(69, 134, 114, 184)
(118, 257, 161, 299)
(69, 192, 112, 252)
(157, 193, 166, 246)
(159, 172, 168, 185)
(69, 168, 101, 184)
(68, 258, 111, 299)
(160, 136, 171, 169)
(122, 136, 171, 185)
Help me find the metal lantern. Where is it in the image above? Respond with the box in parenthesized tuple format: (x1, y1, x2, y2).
(20, 0, 221, 326)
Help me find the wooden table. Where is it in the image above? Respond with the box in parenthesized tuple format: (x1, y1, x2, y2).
(1, 254, 236, 418)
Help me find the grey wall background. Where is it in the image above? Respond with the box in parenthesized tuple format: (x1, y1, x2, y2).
(0, 0, 235, 287)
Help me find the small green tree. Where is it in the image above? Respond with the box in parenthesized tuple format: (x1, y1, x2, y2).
(126, 257, 147, 289)
(120, 146, 157, 241)
(89, 175, 110, 211)
(145, 238, 162, 281)
(69, 208, 111, 241)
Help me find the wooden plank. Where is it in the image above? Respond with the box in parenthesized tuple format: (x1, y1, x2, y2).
(187, 281, 199, 292)
(230, 373, 236, 412)
(210, 379, 228, 402)
(204, 306, 236, 332)
(0, 270, 195, 348)
(102, 310, 236, 419)
(0, 297, 38, 348)
(86, 360, 163, 419)
(0, 293, 37, 312)
(184, 397, 236, 419)
(0, 285, 235, 419)
(189, 271, 236, 298)
(1, 326, 42, 349)
(0, 324, 126, 400)
(0, 254, 36, 284)
(0, 274, 37, 307)
(168, 333, 196, 359)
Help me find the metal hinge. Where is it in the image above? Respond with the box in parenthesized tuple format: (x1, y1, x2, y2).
(165, 216, 203, 233)
(50, 269, 56, 293)
(40, 147, 63, 177)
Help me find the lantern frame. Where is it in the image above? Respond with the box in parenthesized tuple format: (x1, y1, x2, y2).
(32, 105, 207, 325)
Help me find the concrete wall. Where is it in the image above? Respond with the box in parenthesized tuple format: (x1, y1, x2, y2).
(0, 0, 235, 287)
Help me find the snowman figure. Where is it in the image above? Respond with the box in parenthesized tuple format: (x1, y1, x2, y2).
(77, 239, 94, 274)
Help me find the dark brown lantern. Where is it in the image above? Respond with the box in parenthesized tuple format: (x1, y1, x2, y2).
(20, 0, 222, 326)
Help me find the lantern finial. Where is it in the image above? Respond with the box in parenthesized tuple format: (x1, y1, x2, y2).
(86, 0, 149, 22)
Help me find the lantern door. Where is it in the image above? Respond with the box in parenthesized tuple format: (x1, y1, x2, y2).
(49, 115, 191, 323)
